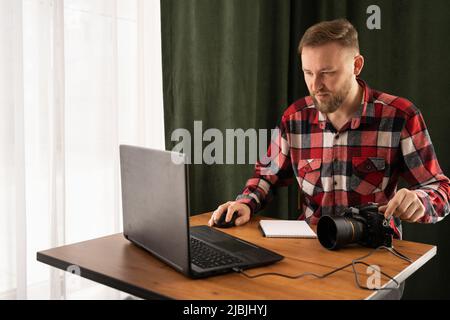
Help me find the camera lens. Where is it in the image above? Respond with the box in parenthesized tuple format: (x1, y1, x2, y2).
(317, 215, 365, 250)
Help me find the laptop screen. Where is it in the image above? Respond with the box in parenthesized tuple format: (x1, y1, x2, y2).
(119, 145, 191, 275)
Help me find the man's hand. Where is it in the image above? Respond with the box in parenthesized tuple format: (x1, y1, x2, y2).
(378, 188, 425, 223)
(207, 201, 251, 227)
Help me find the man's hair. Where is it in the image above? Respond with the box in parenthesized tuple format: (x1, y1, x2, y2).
(298, 18, 359, 56)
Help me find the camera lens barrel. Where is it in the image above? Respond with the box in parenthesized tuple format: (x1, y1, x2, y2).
(317, 215, 365, 250)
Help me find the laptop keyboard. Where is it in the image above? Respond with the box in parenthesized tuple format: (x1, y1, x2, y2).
(190, 237, 243, 269)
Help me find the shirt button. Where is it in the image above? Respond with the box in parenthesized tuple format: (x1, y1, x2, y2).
(335, 134, 339, 139)
(334, 181, 338, 186)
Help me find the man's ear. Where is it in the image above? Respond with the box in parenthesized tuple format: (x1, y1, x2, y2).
(354, 54, 364, 76)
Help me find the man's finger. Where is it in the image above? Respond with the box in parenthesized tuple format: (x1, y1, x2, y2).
(396, 193, 416, 217)
(225, 205, 237, 222)
(407, 201, 421, 220)
(209, 204, 229, 226)
(235, 215, 248, 226)
(208, 212, 217, 226)
(208, 211, 217, 226)
(384, 200, 399, 218)
(210, 211, 218, 223)
(385, 191, 406, 218)
(407, 205, 425, 223)
(397, 201, 417, 221)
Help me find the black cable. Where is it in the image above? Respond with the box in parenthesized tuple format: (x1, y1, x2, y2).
(233, 245, 412, 291)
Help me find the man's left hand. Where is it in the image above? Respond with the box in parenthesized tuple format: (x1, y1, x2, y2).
(378, 188, 425, 223)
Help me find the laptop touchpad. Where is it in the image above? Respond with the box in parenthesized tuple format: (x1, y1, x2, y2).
(215, 239, 258, 252)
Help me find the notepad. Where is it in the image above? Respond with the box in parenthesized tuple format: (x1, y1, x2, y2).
(259, 220, 317, 238)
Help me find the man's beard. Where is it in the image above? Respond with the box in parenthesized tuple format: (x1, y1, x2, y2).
(312, 80, 352, 114)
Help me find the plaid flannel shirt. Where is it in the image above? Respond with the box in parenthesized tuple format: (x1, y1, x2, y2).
(236, 79, 450, 238)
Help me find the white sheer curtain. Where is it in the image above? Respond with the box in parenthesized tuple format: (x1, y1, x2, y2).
(0, 0, 165, 299)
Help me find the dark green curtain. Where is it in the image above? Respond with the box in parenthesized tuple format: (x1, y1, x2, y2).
(161, 0, 450, 299)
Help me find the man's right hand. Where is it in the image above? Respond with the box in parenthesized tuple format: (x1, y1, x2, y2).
(207, 201, 251, 227)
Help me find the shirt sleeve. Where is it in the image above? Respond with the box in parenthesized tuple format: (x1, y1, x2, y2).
(400, 110, 450, 223)
(235, 116, 294, 215)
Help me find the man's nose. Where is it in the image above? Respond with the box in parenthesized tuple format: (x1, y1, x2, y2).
(311, 75, 324, 93)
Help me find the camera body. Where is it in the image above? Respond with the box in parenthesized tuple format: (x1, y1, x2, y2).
(317, 203, 395, 250)
(343, 203, 394, 248)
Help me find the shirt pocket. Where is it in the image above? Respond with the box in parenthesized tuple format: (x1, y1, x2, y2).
(297, 159, 323, 197)
(350, 157, 386, 195)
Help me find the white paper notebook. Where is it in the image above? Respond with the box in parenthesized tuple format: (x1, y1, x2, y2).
(259, 220, 317, 238)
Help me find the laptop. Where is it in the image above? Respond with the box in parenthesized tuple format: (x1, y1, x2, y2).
(119, 144, 284, 278)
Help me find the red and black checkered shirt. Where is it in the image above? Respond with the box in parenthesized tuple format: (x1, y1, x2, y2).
(236, 79, 450, 238)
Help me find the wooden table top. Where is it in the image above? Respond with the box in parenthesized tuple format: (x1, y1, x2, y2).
(37, 213, 436, 300)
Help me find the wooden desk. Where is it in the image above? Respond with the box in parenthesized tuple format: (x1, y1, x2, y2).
(37, 213, 436, 300)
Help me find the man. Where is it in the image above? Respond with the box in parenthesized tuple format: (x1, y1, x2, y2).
(208, 19, 450, 238)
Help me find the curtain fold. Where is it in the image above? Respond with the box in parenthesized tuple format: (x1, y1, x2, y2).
(11, 0, 27, 300)
(0, 0, 165, 299)
(48, 0, 66, 300)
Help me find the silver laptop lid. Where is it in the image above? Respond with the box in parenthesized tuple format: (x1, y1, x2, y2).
(119, 145, 191, 275)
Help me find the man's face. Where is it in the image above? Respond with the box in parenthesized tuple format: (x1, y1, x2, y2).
(301, 42, 358, 114)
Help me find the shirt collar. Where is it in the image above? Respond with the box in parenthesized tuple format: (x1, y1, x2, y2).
(311, 78, 374, 130)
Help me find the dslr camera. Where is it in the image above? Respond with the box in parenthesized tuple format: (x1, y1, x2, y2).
(317, 203, 395, 250)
